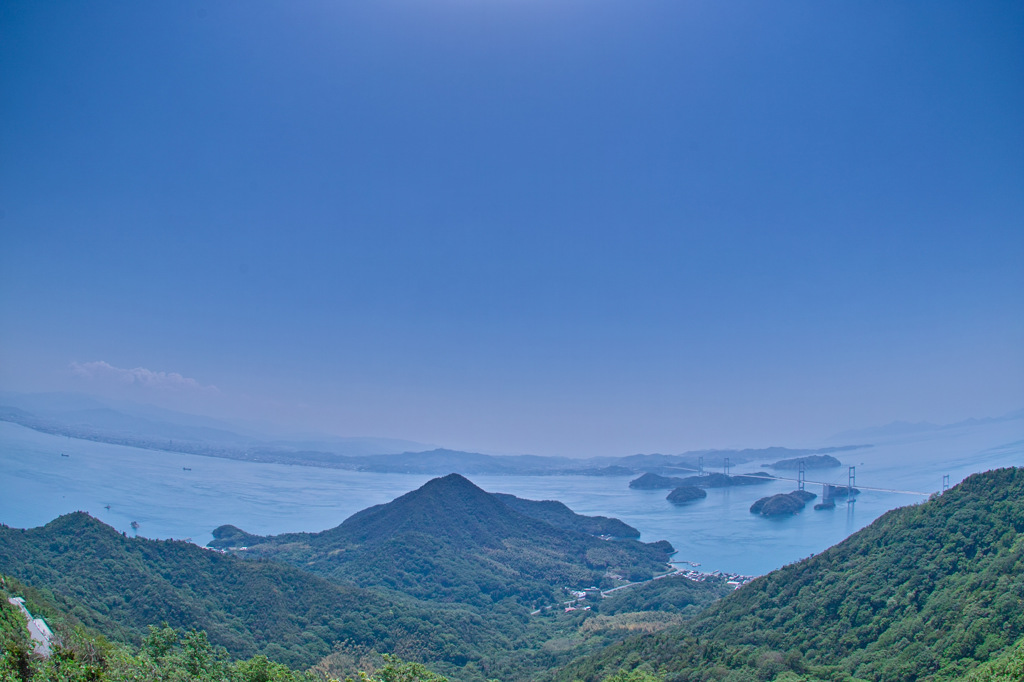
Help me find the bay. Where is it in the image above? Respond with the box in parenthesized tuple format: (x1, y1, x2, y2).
(0, 418, 1021, 576)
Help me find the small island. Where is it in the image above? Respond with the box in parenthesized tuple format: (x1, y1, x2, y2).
(629, 473, 687, 489)
(750, 490, 817, 517)
(630, 472, 774, 490)
(666, 486, 708, 505)
(671, 472, 774, 488)
(769, 454, 842, 470)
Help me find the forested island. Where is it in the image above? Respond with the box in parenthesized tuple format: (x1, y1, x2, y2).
(768, 454, 844, 469)
(749, 490, 817, 516)
(629, 471, 773, 490)
(665, 487, 707, 505)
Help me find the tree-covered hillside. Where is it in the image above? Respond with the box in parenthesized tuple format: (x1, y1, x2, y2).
(0, 513, 520, 672)
(965, 635, 1024, 682)
(596, 576, 734, 618)
(0, 562, 730, 682)
(557, 467, 1024, 682)
(0, 576, 436, 682)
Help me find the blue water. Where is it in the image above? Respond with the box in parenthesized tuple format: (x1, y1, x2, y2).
(1, 419, 1021, 576)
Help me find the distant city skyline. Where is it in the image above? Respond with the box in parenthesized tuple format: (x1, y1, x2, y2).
(2, 1, 1022, 456)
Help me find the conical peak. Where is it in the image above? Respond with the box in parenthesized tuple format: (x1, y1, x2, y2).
(421, 473, 483, 493)
(46, 511, 104, 531)
(336, 472, 523, 545)
(404, 473, 496, 507)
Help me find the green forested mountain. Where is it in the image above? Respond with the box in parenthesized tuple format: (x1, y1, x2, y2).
(556, 467, 1024, 682)
(211, 474, 673, 606)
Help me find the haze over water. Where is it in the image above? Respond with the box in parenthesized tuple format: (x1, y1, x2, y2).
(1, 417, 1020, 577)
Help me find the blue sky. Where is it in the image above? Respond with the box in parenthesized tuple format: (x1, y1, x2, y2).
(1, 1, 1022, 456)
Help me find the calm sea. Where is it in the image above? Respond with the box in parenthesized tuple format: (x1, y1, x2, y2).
(1, 419, 1021, 576)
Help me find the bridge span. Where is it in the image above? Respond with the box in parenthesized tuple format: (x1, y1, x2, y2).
(731, 471, 932, 497)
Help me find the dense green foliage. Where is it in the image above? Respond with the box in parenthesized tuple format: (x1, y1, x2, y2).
(557, 468, 1024, 682)
(1, 610, 443, 682)
(965, 635, 1024, 682)
(1, 588, 35, 681)
(213, 475, 673, 607)
(0, 567, 727, 682)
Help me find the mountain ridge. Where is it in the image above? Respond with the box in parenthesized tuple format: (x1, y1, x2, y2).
(1, 392, 873, 474)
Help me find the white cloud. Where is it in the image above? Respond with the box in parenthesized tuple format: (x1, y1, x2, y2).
(70, 360, 218, 393)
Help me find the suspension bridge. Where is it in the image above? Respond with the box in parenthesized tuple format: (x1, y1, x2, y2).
(679, 455, 947, 499)
(741, 471, 933, 497)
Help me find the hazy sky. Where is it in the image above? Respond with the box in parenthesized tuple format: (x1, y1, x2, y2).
(1, 1, 1022, 456)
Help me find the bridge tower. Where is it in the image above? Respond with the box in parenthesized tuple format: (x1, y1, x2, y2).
(847, 466, 856, 505)
(798, 461, 806, 492)
(698, 456, 704, 476)
(724, 457, 730, 476)
(942, 474, 950, 492)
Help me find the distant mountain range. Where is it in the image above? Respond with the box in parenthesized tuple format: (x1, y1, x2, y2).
(0, 391, 872, 476)
(210, 474, 673, 607)
(0, 391, 433, 456)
